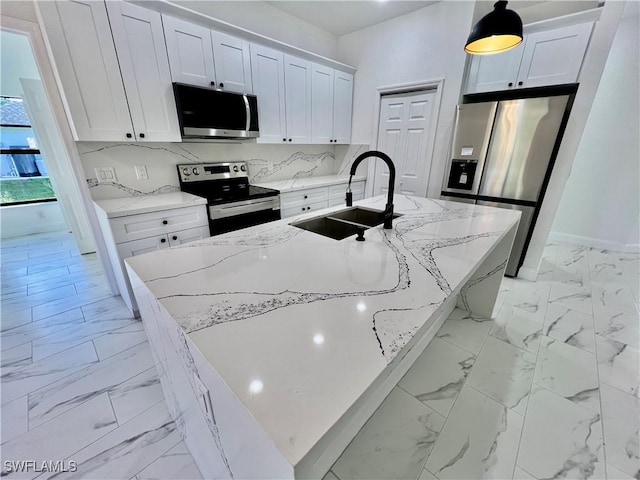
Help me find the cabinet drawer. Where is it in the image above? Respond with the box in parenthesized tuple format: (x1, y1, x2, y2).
(110, 205, 207, 243)
(280, 187, 327, 208)
(282, 199, 328, 219)
(328, 191, 364, 207)
(116, 235, 170, 259)
(168, 226, 210, 247)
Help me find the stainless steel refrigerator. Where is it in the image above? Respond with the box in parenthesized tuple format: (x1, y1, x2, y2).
(441, 94, 572, 276)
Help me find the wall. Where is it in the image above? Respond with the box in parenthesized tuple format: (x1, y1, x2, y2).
(337, 1, 475, 198)
(519, 0, 628, 279)
(170, 1, 339, 59)
(0, 28, 67, 238)
(0, 202, 67, 239)
(78, 143, 341, 200)
(550, 5, 640, 252)
(0, 31, 40, 97)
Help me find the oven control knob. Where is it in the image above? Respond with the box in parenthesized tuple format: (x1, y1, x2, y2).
(182, 168, 190, 176)
(233, 166, 239, 172)
(192, 167, 200, 175)
(240, 165, 246, 171)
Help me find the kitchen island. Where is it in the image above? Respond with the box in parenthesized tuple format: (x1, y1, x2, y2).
(125, 195, 520, 479)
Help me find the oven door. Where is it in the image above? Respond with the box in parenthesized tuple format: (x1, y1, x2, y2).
(209, 197, 281, 235)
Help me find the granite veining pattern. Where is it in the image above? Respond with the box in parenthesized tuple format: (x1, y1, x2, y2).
(78, 142, 339, 200)
(125, 195, 520, 471)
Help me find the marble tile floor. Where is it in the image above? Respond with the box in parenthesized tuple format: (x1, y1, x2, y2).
(0, 232, 202, 480)
(4, 233, 637, 480)
(327, 242, 640, 480)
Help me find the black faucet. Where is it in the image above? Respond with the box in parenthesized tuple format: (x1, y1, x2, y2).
(346, 150, 396, 229)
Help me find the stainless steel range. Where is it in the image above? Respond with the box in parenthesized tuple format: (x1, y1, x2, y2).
(177, 162, 280, 236)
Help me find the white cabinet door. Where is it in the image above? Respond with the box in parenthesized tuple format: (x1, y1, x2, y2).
(465, 44, 524, 94)
(284, 55, 312, 144)
(333, 70, 353, 144)
(168, 226, 210, 246)
(116, 235, 170, 259)
(517, 23, 593, 88)
(106, 1, 181, 142)
(36, 1, 134, 141)
(251, 44, 287, 144)
(212, 31, 252, 94)
(311, 63, 334, 144)
(163, 14, 216, 88)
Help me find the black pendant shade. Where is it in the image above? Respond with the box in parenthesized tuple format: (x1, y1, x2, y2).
(465, 0, 523, 55)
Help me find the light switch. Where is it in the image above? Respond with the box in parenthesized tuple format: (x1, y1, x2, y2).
(95, 167, 117, 183)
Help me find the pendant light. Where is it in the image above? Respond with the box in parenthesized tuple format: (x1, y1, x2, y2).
(465, 0, 523, 55)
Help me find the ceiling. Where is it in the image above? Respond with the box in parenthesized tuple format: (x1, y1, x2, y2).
(265, 1, 438, 36)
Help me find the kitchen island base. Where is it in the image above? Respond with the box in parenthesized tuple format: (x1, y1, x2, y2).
(125, 196, 520, 479)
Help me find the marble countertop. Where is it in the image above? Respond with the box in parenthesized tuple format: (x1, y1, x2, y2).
(94, 192, 207, 218)
(125, 195, 520, 468)
(254, 174, 367, 193)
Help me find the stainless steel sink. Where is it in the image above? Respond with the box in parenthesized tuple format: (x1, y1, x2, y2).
(290, 207, 402, 241)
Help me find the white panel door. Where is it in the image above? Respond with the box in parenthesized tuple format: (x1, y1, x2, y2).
(465, 44, 524, 94)
(250, 44, 286, 144)
(106, 1, 181, 142)
(21, 79, 96, 254)
(374, 90, 436, 197)
(311, 63, 334, 144)
(162, 14, 216, 88)
(212, 31, 252, 93)
(517, 23, 593, 88)
(36, 1, 134, 141)
(284, 54, 312, 144)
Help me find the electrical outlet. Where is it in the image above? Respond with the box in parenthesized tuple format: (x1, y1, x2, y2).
(135, 165, 148, 180)
(94, 167, 117, 183)
(267, 161, 273, 172)
(193, 374, 214, 424)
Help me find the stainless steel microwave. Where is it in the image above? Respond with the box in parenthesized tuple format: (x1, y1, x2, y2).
(172, 83, 259, 141)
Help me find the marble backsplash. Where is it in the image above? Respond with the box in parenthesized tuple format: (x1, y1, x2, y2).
(78, 142, 366, 200)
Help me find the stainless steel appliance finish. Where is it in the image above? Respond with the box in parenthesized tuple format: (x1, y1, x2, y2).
(442, 102, 497, 195)
(441, 93, 573, 276)
(440, 195, 476, 205)
(173, 83, 259, 141)
(209, 196, 280, 220)
(476, 200, 535, 276)
(177, 162, 280, 236)
(478, 96, 570, 201)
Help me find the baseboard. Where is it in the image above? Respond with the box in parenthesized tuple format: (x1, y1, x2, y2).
(517, 266, 539, 281)
(549, 231, 640, 253)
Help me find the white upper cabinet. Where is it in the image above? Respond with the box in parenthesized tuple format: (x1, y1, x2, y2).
(516, 22, 593, 89)
(163, 16, 252, 94)
(311, 64, 334, 144)
(163, 15, 216, 88)
(465, 22, 593, 94)
(311, 64, 353, 144)
(332, 70, 353, 144)
(106, 2, 181, 142)
(465, 45, 524, 94)
(212, 31, 252, 94)
(284, 55, 312, 144)
(250, 44, 287, 143)
(37, 0, 134, 141)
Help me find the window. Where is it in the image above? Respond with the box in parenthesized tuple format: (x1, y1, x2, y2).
(0, 96, 56, 206)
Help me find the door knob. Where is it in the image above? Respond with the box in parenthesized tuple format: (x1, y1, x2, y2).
(172, 235, 178, 241)
(160, 238, 166, 243)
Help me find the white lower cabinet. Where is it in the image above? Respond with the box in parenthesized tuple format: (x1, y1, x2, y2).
(280, 181, 365, 219)
(95, 204, 209, 315)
